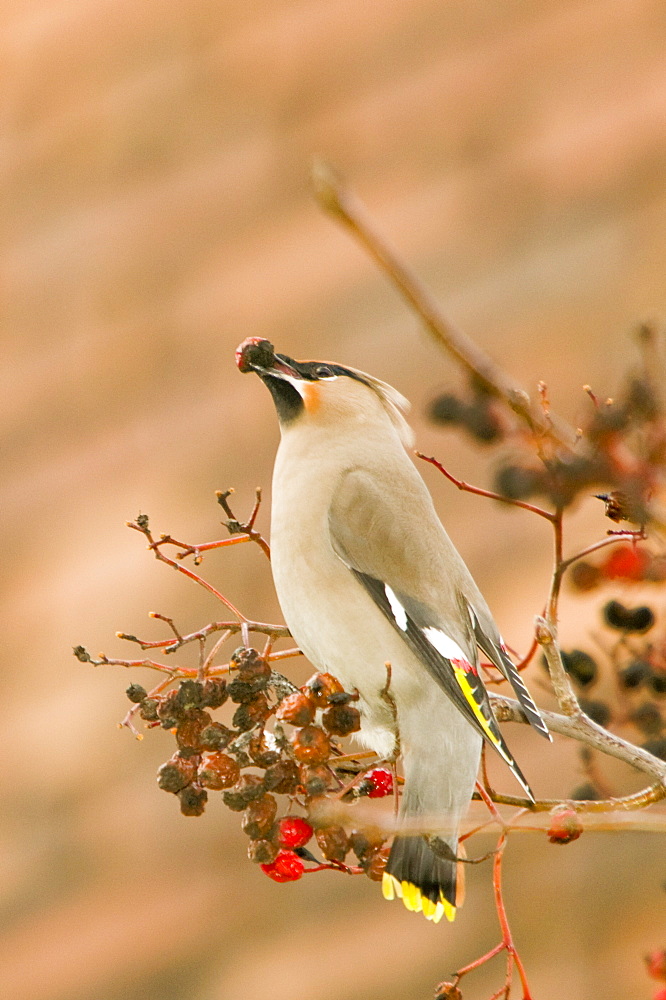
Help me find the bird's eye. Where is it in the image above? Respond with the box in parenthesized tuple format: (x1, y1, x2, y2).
(315, 365, 335, 379)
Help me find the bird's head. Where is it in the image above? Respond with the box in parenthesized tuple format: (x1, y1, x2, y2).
(236, 337, 413, 446)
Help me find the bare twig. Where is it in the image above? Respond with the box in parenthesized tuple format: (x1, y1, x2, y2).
(312, 160, 578, 449)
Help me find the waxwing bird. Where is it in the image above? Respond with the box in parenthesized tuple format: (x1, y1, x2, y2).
(236, 337, 550, 924)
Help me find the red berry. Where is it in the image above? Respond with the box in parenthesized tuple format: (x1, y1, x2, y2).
(646, 950, 666, 981)
(278, 815, 313, 849)
(602, 545, 648, 581)
(653, 988, 666, 1000)
(260, 849, 305, 882)
(365, 767, 394, 798)
(547, 804, 583, 845)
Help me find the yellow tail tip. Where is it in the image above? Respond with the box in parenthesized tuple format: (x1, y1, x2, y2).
(381, 873, 456, 923)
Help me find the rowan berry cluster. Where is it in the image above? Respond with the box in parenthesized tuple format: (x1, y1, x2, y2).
(122, 649, 394, 885)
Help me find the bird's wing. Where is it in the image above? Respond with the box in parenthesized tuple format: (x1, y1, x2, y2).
(467, 606, 551, 740)
(328, 467, 534, 799)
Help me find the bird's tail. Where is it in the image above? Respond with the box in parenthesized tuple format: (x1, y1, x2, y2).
(382, 833, 462, 924)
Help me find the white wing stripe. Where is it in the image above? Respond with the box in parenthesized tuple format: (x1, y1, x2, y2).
(423, 627, 467, 663)
(384, 585, 408, 631)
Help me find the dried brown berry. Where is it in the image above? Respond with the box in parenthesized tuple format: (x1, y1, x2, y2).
(232, 694, 270, 732)
(126, 683, 147, 704)
(198, 752, 240, 790)
(315, 825, 350, 862)
(157, 754, 198, 793)
(139, 698, 159, 722)
(200, 722, 234, 751)
(232, 647, 272, 684)
(202, 677, 228, 709)
(291, 725, 331, 764)
(321, 703, 361, 736)
(299, 764, 330, 797)
(176, 710, 213, 751)
(248, 733, 280, 768)
(304, 672, 344, 708)
(222, 774, 266, 811)
(158, 690, 186, 727)
(263, 759, 300, 794)
(228, 677, 267, 703)
(241, 794, 278, 839)
(247, 838, 279, 865)
(364, 845, 391, 882)
(178, 783, 208, 816)
(277, 691, 316, 727)
(350, 829, 386, 864)
(175, 679, 205, 712)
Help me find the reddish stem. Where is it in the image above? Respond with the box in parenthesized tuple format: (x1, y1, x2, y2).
(416, 453, 556, 522)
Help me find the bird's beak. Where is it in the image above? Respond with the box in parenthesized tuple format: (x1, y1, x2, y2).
(236, 338, 303, 387)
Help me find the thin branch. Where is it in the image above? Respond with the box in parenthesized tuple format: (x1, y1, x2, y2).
(416, 453, 556, 521)
(535, 616, 579, 717)
(311, 160, 578, 448)
(490, 691, 666, 788)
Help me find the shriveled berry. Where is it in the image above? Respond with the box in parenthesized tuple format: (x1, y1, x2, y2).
(350, 828, 386, 864)
(299, 764, 330, 797)
(176, 710, 213, 751)
(139, 698, 159, 722)
(277, 816, 313, 849)
(290, 725, 331, 764)
(248, 733, 280, 768)
(201, 677, 228, 709)
(198, 752, 240, 790)
(304, 672, 344, 708)
(228, 676, 267, 703)
(362, 767, 394, 799)
(236, 337, 276, 373)
(619, 660, 651, 689)
(579, 699, 611, 728)
(200, 722, 234, 751)
(242, 794, 278, 838)
(157, 754, 199, 793)
(222, 774, 265, 811)
(631, 702, 663, 736)
(315, 825, 350, 862)
(321, 703, 361, 736)
(126, 683, 147, 704)
(263, 759, 300, 794)
(364, 845, 391, 882)
(561, 649, 597, 687)
(231, 647, 271, 683)
(547, 804, 583, 845)
(232, 694, 270, 732)
(175, 679, 205, 712)
(248, 838, 279, 865)
(277, 691, 316, 727)
(158, 690, 185, 726)
(260, 849, 304, 882)
(178, 784, 208, 816)
(645, 949, 666, 981)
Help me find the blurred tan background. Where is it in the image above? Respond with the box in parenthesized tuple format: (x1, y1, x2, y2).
(3, 1, 666, 998)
